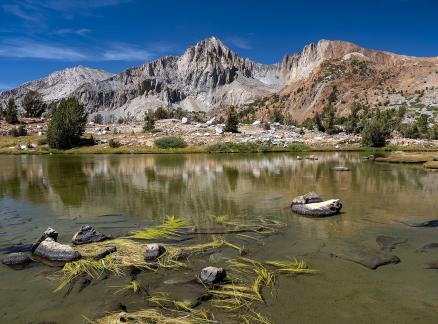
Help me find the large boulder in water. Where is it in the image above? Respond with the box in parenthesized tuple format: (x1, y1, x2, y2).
(33, 238, 81, 262)
(72, 225, 109, 245)
(200, 266, 226, 284)
(32, 227, 58, 252)
(2, 252, 32, 268)
(291, 192, 342, 217)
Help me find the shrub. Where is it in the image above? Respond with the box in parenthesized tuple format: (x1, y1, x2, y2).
(301, 118, 314, 130)
(224, 106, 239, 133)
(287, 142, 310, 152)
(108, 139, 121, 148)
(47, 98, 87, 149)
(154, 136, 187, 149)
(263, 122, 271, 130)
(37, 137, 48, 145)
(270, 108, 284, 123)
(361, 113, 391, 147)
(154, 106, 170, 120)
(9, 125, 27, 137)
(5, 98, 19, 124)
(23, 91, 46, 117)
(92, 113, 104, 124)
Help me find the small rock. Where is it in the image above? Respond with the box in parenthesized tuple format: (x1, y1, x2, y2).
(206, 117, 216, 126)
(215, 127, 224, 135)
(32, 227, 58, 252)
(72, 225, 109, 245)
(33, 238, 81, 262)
(252, 120, 261, 126)
(332, 166, 350, 171)
(200, 266, 226, 284)
(291, 192, 322, 205)
(2, 252, 32, 267)
(181, 117, 190, 124)
(144, 243, 166, 261)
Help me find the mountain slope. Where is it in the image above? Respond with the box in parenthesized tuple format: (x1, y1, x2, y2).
(0, 66, 114, 106)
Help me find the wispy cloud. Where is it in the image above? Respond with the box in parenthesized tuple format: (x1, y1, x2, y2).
(225, 36, 253, 50)
(52, 28, 91, 37)
(103, 44, 153, 61)
(0, 38, 155, 62)
(2, 3, 42, 22)
(0, 39, 89, 60)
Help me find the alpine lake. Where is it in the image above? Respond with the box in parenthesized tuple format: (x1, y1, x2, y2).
(0, 152, 437, 324)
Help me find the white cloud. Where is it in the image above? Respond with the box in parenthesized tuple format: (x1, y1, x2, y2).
(0, 39, 89, 60)
(103, 44, 153, 61)
(226, 36, 253, 50)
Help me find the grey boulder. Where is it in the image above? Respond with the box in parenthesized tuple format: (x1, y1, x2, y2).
(144, 244, 166, 261)
(200, 266, 226, 284)
(291, 193, 342, 217)
(72, 225, 109, 245)
(33, 238, 81, 262)
(32, 227, 58, 252)
(2, 252, 32, 267)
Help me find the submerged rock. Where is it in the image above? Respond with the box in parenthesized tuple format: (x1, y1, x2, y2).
(426, 260, 438, 269)
(332, 166, 351, 171)
(32, 227, 59, 252)
(400, 219, 438, 227)
(72, 225, 109, 245)
(376, 235, 407, 251)
(418, 243, 438, 252)
(1, 252, 32, 267)
(200, 266, 226, 284)
(291, 194, 342, 217)
(33, 238, 81, 262)
(332, 248, 400, 270)
(144, 243, 166, 261)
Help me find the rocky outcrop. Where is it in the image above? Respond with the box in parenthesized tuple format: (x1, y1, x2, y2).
(200, 266, 226, 284)
(32, 227, 58, 252)
(291, 193, 342, 217)
(33, 238, 81, 262)
(72, 225, 109, 245)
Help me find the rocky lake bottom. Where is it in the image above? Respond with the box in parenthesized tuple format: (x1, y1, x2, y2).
(0, 152, 437, 323)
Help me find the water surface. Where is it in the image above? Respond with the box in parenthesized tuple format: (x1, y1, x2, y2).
(0, 153, 437, 323)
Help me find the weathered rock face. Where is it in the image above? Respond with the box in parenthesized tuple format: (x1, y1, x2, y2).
(200, 266, 226, 284)
(291, 193, 342, 217)
(1, 252, 32, 267)
(33, 238, 81, 262)
(144, 244, 166, 261)
(72, 225, 109, 245)
(32, 227, 59, 252)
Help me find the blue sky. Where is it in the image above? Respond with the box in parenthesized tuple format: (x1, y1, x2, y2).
(1, 0, 438, 90)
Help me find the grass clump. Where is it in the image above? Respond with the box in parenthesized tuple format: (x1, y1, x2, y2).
(108, 139, 121, 148)
(286, 142, 310, 152)
(154, 136, 187, 149)
(128, 216, 186, 240)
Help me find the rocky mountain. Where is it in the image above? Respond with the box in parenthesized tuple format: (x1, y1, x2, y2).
(0, 66, 114, 106)
(1, 37, 438, 123)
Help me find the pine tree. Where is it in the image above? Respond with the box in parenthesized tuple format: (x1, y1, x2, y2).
(224, 106, 239, 133)
(5, 98, 19, 124)
(143, 110, 156, 132)
(23, 91, 46, 117)
(47, 98, 87, 149)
